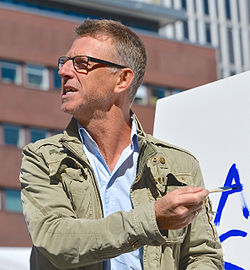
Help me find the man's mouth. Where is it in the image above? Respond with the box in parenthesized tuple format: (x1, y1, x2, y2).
(63, 87, 78, 95)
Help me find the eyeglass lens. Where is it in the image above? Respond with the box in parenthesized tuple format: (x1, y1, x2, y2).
(58, 56, 88, 70)
(74, 56, 88, 70)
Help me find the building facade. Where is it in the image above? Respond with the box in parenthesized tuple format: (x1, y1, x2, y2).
(158, 0, 250, 78)
(0, 0, 217, 247)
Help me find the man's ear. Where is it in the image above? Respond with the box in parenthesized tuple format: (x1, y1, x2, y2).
(115, 68, 134, 94)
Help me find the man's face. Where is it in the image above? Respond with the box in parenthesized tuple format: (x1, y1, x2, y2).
(58, 35, 121, 121)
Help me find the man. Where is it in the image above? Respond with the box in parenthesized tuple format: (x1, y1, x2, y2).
(20, 19, 223, 270)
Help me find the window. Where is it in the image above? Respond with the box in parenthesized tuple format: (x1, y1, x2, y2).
(134, 85, 148, 105)
(227, 27, 234, 64)
(151, 85, 167, 105)
(53, 68, 61, 90)
(217, 25, 222, 62)
(193, 0, 197, 13)
(215, 0, 219, 17)
(30, 128, 48, 143)
(248, 0, 250, 24)
(205, 23, 211, 44)
(5, 189, 22, 213)
(0, 61, 21, 85)
(236, 0, 241, 21)
(183, 21, 189, 39)
(239, 30, 244, 66)
(225, 0, 231, 20)
(203, 0, 209, 15)
(172, 89, 182, 95)
(181, 0, 187, 10)
(3, 124, 24, 147)
(54, 130, 63, 135)
(195, 20, 199, 42)
(25, 64, 49, 90)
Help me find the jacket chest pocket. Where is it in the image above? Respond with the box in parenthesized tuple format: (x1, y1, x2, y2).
(60, 168, 95, 219)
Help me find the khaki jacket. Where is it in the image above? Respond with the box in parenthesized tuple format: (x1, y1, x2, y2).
(20, 116, 224, 270)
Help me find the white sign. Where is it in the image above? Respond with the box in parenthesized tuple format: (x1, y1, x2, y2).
(153, 71, 250, 270)
(0, 247, 30, 270)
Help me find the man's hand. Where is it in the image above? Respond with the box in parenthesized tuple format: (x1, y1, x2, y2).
(155, 186, 209, 230)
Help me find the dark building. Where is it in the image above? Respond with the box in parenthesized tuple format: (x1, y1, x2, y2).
(0, 0, 217, 248)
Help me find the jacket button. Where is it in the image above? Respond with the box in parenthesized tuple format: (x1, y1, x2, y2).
(152, 157, 158, 163)
(160, 157, 166, 164)
(132, 242, 138, 250)
(158, 177, 162, 184)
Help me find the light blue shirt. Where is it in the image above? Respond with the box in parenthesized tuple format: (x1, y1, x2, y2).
(78, 120, 143, 270)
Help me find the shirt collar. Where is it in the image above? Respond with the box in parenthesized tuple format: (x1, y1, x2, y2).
(78, 117, 139, 154)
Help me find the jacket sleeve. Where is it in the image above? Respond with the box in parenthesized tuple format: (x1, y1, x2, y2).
(20, 143, 166, 269)
(179, 161, 224, 270)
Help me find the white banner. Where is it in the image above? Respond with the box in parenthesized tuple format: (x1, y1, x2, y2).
(153, 71, 250, 270)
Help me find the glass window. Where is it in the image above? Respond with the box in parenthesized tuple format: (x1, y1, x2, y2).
(205, 23, 211, 44)
(203, 0, 209, 15)
(30, 128, 48, 143)
(239, 30, 244, 66)
(25, 64, 49, 90)
(227, 27, 234, 64)
(3, 124, 24, 147)
(172, 89, 182, 95)
(236, 0, 240, 21)
(217, 25, 222, 62)
(181, 0, 187, 10)
(151, 85, 166, 105)
(5, 189, 22, 213)
(215, 0, 219, 17)
(193, 0, 197, 13)
(225, 0, 231, 20)
(248, 0, 250, 24)
(53, 68, 61, 90)
(0, 61, 21, 84)
(183, 21, 189, 39)
(134, 85, 148, 105)
(54, 130, 63, 135)
(195, 19, 199, 42)
(165, 89, 173, 96)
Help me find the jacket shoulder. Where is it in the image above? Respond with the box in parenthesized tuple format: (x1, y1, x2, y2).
(23, 133, 64, 153)
(145, 134, 197, 160)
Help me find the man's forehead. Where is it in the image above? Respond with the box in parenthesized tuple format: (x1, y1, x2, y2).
(66, 35, 115, 56)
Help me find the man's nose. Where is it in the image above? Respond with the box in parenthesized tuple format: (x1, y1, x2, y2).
(58, 60, 74, 78)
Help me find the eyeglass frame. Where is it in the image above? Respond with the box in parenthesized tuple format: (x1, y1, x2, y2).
(58, 55, 127, 71)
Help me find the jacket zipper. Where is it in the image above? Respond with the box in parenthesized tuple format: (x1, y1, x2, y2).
(61, 141, 104, 218)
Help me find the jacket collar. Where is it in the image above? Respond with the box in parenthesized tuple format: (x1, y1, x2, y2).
(59, 112, 157, 161)
(60, 117, 82, 143)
